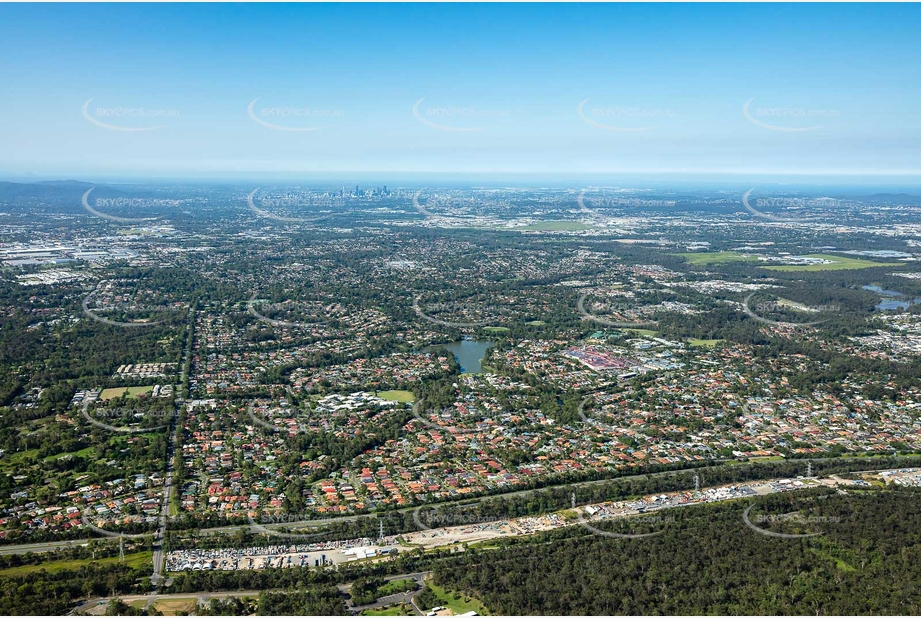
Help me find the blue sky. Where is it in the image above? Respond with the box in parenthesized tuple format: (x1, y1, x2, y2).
(1, 3, 920, 180)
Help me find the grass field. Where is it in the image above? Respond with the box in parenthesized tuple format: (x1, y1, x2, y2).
(377, 578, 419, 596)
(776, 298, 816, 311)
(725, 456, 787, 465)
(688, 338, 723, 348)
(100, 385, 154, 400)
(482, 326, 510, 333)
(0, 551, 152, 578)
(621, 328, 658, 337)
(809, 546, 857, 573)
(675, 251, 759, 265)
(109, 433, 160, 444)
(1, 448, 39, 465)
(151, 598, 200, 615)
(377, 390, 416, 403)
(423, 581, 489, 616)
(45, 445, 95, 461)
(763, 254, 902, 272)
(527, 320, 547, 326)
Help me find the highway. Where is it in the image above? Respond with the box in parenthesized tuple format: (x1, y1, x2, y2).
(42, 467, 914, 616)
(63, 467, 877, 615)
(3, 454, 911, 558)
(0, 539, 92, 556)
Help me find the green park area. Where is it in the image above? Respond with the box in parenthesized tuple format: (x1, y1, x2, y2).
(763, 254, 902, 271)
(675, 251, 758, 265)
(100, 385, 154, 400)
(377, 390, 416, 403)
(0, 551, 152, 578)
(421, 581, 489, 616)
(688, 338, 723, 348)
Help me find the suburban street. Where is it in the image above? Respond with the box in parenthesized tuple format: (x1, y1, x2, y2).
(145, 309, 194, 611)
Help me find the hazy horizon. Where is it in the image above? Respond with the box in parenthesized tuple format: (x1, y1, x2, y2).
(1, 3, 919, 179)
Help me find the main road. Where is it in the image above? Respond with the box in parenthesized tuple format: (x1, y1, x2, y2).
(144, 307, 194, 609)
(4, 454, 911, 557)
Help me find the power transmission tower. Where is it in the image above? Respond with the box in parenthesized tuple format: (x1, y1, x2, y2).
(806, 461, 813, 478)
(571, 492, 576, 509)
(694, 475, 700, 492)
(119, 537, 125, 563)
(378, 519, 384, 543)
